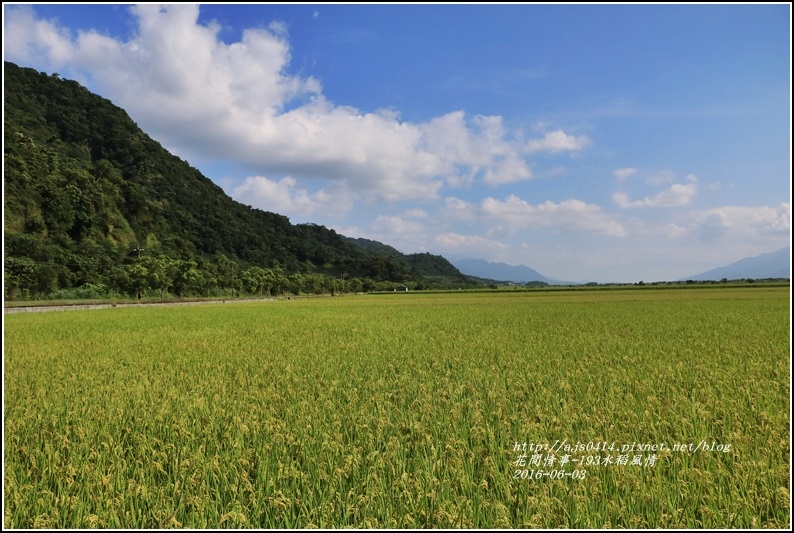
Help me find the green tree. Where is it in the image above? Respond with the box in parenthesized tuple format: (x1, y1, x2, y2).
(106, 266, 130, 298)
(172, 260, 203, 296)
(127, 263, 149, 299)
(140, 256, 177, 298)
(241, 266, 267, 296)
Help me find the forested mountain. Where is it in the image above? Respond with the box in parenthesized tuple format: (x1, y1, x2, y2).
(343, 237, 465, 282)
(3, 61, 476, 299)
(343, 237, 404, 259)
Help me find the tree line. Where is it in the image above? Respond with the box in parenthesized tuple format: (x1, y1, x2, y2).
(5, 252, 423, 301)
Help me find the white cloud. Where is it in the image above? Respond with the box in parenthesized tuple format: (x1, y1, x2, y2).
(526, 129, 591, 154)
(613, 178, 699, 208)
(371, 214, 427, 236)
(434, 232, 511, 255)
(439, 196, 478, 225)
(645, 170, 677, 185)
(342, 220, 512, 259)
(353, 214, 434, 254)
(483, 154, 533, 186)
(417, 112, 533, 188)
(444, 197, 471, 210)
(481, 195, 626, 236)
(694, 213, 727, 243)
(440, 195, 625, 237)
(232, 176, 351, 219)
(613, 167, 637, 182)
(4, 6, 77, 66)
(690, 203, 790, 238)
(3, 5, 552, 204)
(621, 202, 791, 245)
(660, 223, 688, 239)
(404, 209, 429, 219)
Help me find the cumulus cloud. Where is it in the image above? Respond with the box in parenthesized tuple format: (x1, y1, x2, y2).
(441, 194, 626, 237)
(3, 6, 76, 66)
(660, 223, 688, 239)
(404, 209, 429, 219)
(613, 167, 637, 182)
(526, 129, 591, 154)
(371, 214, 427, 236)
(645, 170, 677, 186)
(434, 232, 511, 255)
(483, 154, 533, 186)
(342, 222, 512, 259)
(349, 213, 436, 254)
(695, 213, 727, 243)
(613, 176, 699, 208)
(232, 176, 351, 219)
(444, 197, 471, 210)
(2, 4, 577, 204)
(416, 112, 536, 188)
(481, 195, 626, 236)
(690, 203, 790, 239)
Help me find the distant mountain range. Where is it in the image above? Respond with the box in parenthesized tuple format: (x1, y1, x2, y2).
(454, 247, 791, 286)
(451, 258, 573, 285)
(682, 247, 790, 281)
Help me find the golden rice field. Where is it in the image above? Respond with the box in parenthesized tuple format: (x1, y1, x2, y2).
(3, 287, 790, 528)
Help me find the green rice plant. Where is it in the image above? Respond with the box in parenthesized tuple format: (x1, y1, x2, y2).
(4, 287, 790, 528)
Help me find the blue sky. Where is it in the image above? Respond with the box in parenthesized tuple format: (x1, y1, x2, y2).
(3, 3, 791, 282)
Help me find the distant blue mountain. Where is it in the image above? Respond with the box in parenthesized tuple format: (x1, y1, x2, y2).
(452, 258, 573, 285)
(682, 247, 790, 281)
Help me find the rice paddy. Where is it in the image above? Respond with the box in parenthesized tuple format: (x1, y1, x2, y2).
(3, 286, 790, 528)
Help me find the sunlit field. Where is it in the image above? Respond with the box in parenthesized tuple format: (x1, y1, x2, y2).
(4, 287, 790, 528)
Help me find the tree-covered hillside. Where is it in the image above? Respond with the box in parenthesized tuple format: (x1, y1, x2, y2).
(3, 61, 476, 299)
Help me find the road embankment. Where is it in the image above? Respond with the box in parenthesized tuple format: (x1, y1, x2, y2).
(4, 298, 276, 314)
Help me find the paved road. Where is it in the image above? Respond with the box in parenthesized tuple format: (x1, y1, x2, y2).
(4, 298, 277, 314)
